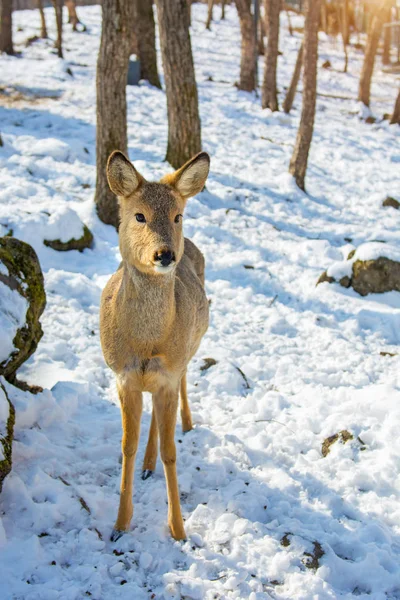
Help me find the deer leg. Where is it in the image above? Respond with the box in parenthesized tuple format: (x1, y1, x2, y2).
(180, 371, 193, 433)
(111, 383, 142, 541)
(153, 387, 186, 541)
(142, 407, 158, 479)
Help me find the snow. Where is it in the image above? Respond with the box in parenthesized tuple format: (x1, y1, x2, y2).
(0, 280, 28, 364)
(327, 242, 400, 280)
(0, 386, 11, 461)
(0, 3, 400, 599)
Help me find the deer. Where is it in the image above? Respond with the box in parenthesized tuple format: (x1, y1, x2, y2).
(100, 150, 210, 541)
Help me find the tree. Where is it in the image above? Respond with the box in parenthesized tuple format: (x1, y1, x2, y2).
(95, 0, 133, 227)
(390, 89, 400, 125)
(358, 3, 386, 108)
(289, 0, 320, 191)
(382, 2, 392, 66)
(0, 0, 14, 55)
(135, 0, 161, 88)
(261, 0, 280, 111)
(155, 0, 202, 169)
(52, 0, 63, 58)
(37, 0, 48, 39)
(66, 0, 86, 32)
(235, 0, 257, 92)
(283, 42, 303, 113)
(221, 0, 226, 19)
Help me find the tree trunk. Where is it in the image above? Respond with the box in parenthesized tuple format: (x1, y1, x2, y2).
(206, 0, 215, 29)
(258, 12, 265, 55)
(52, 0, 63, 58)
(66, 0, 86, 32)
(221, 0, 226, 19)
(382, 3, 392, 65)
(95, 0, 133, 227)
(390, 88, 400, 124)
(235, 0, 257, 92)
(0, 0, 14, 55)
(320, 0, 327, 33)
(289, 0, 320, 191)
(286, 9, 293, 35)
(155, 0, 202, 169)
(337, 1, 348, 72)
(0, 133, 3, 147)
(358, 3, 386, 108)
(283, 41, 303, 113)
(261, 0, 280, 111)
(37, 0, 48, 38)
(136, 0, 161, 88)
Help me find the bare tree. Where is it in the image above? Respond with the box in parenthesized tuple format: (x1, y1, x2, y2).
(235, 0, 257, 92)
(66, 0, 86, 32)
(155, 0, 202, 168)
(52, 0, 63, 58)
(136, 0, 161, 88)
(382, 2, 392, 65)
(283, 42, 303, 113)
(261, 0, 280, 111)
(37, 0, 48, 38)
(289, 0, 320, 191)
(206, 0, 215, 29)
(0, 0, 14, 55)
(390, 88, 400, 125)
(221, 0, 226, 19)
(95, 0, 133, 227)
(358, 3, 386, 108)
(337, 0, 348, 72)
(258, 12, 265, 55)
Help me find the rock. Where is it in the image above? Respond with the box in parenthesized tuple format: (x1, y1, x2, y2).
(44, 224, 93, 252)
(0, 237, 46, 382)
(0, 381, 15, 492)
(365, 116, 376, 124)
(322, 430, 353, 457)
(322, 60, 331, 69)
(352, 258, 400, 296)
(316, 271, 335, 286)
(303, 541, 324, 571)
(200, 357, 218, 372)
(382, 196, 400, 210)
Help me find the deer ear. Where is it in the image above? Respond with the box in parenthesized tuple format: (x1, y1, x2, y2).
(162, 152, 210, 200)
(107, 151, 143, 197)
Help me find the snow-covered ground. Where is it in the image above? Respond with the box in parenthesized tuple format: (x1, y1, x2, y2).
(1, 3, 400, 599)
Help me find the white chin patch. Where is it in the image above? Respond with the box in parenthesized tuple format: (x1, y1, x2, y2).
(154, 263, 175, 274)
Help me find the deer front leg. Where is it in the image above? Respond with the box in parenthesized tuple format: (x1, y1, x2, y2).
(180, 370, 193, 433)
(111, 383, 142, 541)
(142, 408, 158, 479)
(153, 387, 186, 541)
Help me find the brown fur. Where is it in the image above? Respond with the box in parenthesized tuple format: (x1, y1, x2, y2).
(100, 150, 210, 540)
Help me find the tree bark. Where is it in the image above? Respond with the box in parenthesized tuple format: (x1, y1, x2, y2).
(261, 0, 280, 111)
(358, 3, 386, 108)
(382, 3, 392, 65)
(390, 88, 400, 124)
(136, 0, 161, 88)
(283, 41, 303, 113)
(289, 0, 320, 191)
(258, 12, 266, 55)
(0, 0, 14, 55)
(155, 0, 202, 169)
(37, 0, 48, 38)
(52, 0, 63, 58)
(95, 0, 133, 227)
(221, 0, 226, 19)
(337, 0, 348, 72)
(206, 0, 215, 29)
(235, 0, 257, 92)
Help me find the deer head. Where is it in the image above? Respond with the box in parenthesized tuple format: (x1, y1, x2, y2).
(107, 151, 210, 276)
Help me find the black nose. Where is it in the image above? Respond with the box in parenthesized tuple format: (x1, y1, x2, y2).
(154, 250, 175, 267)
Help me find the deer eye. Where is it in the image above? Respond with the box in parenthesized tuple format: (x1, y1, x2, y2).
(135, 213, 146, 223)
(174, 214, 182, 224)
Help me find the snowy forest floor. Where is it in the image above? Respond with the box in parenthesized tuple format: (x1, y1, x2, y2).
(1, 3, 400, 599)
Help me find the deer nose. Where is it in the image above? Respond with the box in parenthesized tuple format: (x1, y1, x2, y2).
(154, 249, 175, 267)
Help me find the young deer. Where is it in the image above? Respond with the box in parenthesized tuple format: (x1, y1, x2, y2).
(100, 150, 210, 541)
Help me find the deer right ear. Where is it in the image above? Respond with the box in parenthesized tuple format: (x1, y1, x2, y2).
(107, 151, 143, 197)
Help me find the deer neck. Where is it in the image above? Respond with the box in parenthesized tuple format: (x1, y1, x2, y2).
(121, 262, 176, 352)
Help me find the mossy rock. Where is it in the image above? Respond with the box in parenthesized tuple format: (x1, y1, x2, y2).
(382, 196, 400, 210)
(318, 256, 400, 296)
(322, 430, 353, 457)
(0, 380, 15, 492)
(44, 224, 93, 252)
(0, 237, 46, 381)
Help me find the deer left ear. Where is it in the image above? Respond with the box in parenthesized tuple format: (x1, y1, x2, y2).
(162, 152, 210, 200)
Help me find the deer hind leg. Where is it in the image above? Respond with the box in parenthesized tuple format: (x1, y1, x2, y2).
(141, 407, 158, 479)
(111, 381, 142, 541)
(153, 386, 186, 540)
(180, 370, 193, 433)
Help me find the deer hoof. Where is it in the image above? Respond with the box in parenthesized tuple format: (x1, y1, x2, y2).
(141, 469, 153, 480)
(110, 528, 124, 542)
